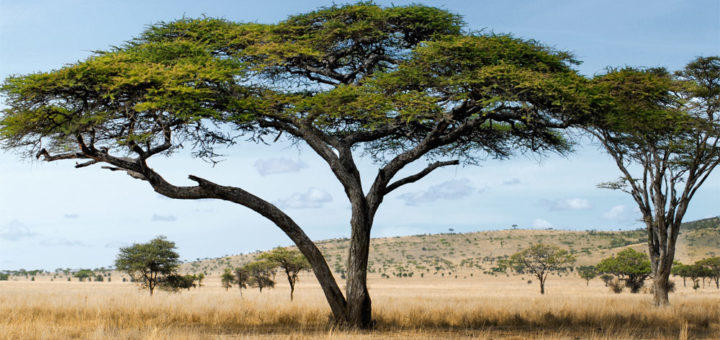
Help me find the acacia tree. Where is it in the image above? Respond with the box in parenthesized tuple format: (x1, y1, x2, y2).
(696, 257, 720, 289)
(114, 236, 180, 296)
(234, 266, 250, 297)
(221, 268, 234, 291)
(508, 243, 575, 294)
(596, 248, 651, 293)
(259, 247, 311, 300)
(587, 57, 720, 305)
(577, 265, 598, 286)
(0, 3, 587, 327)
(245, 260, 276, 292)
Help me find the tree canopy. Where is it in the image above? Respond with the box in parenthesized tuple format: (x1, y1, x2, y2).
(115, 235, 181, 296)
(258, 247, 311, 300)
(508, 243, 575, 294)
(596, 248, 651, 293)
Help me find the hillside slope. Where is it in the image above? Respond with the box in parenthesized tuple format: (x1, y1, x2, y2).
(181, 217, 720, 278)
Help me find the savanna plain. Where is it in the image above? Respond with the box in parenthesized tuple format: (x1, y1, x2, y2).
(2, 222, 719, 340)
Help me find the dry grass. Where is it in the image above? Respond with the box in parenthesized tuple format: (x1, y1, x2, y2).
(1, 275, 719, 339)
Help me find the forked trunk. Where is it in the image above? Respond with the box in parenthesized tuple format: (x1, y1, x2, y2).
(652, 271, 670, 306)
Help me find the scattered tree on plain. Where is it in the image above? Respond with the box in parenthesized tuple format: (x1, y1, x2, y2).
(221, 268, 234, 291)
(0, 3, 589, 327)
(577, 265, 598, 286)
(696, 257, 720, 289)
(599, 273, 614, 287)
(596, 248, 651, 293)
(234, 267, 251, 297)
(114, 236, 181, 296)
(586, 57, 720, 305)
(258, 247, 311, 300)
(245, 260, 276, 293)
(73, 269, 94, 282)
(507, 243, 575, 294)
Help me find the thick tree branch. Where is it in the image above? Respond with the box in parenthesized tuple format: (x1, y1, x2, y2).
(384, 160, 459, 195)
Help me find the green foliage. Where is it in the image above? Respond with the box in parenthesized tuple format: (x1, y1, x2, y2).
(508, 243, 575, 294)
(73, 269, 94, 282)
(596, 248, 651, 293)
(115, 235, 180, 295)
(577, 265, 598, 285)
(220, 268, 235, 291)
(0, 272, 9, 280)
(258, 247, 311, 300)
(243, 260, 277, 292)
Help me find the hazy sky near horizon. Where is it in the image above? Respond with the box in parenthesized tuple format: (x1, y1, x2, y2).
(1, 0, 719, 270)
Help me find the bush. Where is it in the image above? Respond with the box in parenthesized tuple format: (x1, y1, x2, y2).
(609, 279, 624, 293)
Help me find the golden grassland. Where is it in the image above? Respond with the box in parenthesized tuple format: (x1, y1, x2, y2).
(1, 274, 719, 340)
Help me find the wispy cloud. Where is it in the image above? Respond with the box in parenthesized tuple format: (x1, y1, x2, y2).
(254, 158, 307, 176)
(532, 218, 554, 229)
(603, 205, 628, 220)
(40, 238, 88, 247)
(551, 198, 591, 211)
(0, 220, 37, 241)
(151, 214, 177, 222)
(398, 178, 477, 206)
(64, 213, 79, 219)
(276, 187, 332, 209)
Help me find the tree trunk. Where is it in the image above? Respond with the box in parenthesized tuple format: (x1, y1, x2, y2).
(538, 274, 546, 295)
(345, 201, 373, 329)
(652, 272, 670, 306)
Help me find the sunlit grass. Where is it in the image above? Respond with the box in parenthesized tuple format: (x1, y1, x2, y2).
(1, 275, 718, 339)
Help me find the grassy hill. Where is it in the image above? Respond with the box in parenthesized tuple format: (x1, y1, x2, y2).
(180, 216, 720, 278)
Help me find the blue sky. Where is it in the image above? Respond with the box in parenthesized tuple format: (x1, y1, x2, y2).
(1, 0, 719, 270)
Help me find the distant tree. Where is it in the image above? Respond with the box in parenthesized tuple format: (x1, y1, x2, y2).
(671, 262, 691, 287)
(115, 236, 181, 296)
(508, 243, 575, 294)
(73, 269, 94, 282)
(596, 248, 651, 293)
(586, 57, 720, 305)
(94, 274, 104, 282)
(0, 272, 8, 281)
(577, 265, 598, 286)
(161, 274, 196, 291)
(246, 260, 276, 292)
(221, 268, 235, 291)
(234, 267, 251, 297)
(696, 257, 720, 289)
(259, 247, 311, 300)
(196, 273, 205, 287)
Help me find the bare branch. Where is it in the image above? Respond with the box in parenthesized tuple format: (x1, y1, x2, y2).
(384, 160, 459, 195)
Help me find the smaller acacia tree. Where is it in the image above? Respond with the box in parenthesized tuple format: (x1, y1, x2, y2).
(577, 265, 598, 286)
(696, 257, 720, 289)
(245, 260, 276, 293)
(671, 262, 691, 287)
(234, 267, 251, 297)
(221, 268, 235, 291)
(599, 273, 614, 287)
(596, 248, 651, 293)
(258, 247, 311, 300)
(508, 243, 575, 294)
(73, 269, 94, 282)
(115, 236, 180, 296)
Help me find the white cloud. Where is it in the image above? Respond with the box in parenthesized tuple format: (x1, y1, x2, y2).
(64, 213, 79, 219)
(532, 218, 554, 229)
(398, 178, 476, 206)
(0, 220, 36, 241)
(254, 158, 307, 176)
(276, 187, 332, 209)
(603, 205, 627, 220)
(552, 198, 591, 211)
(151, 214, 177, 222)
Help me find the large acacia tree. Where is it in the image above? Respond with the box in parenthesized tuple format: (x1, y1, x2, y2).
(0, 3, 587, 327)
(587, 57, 720, 305)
